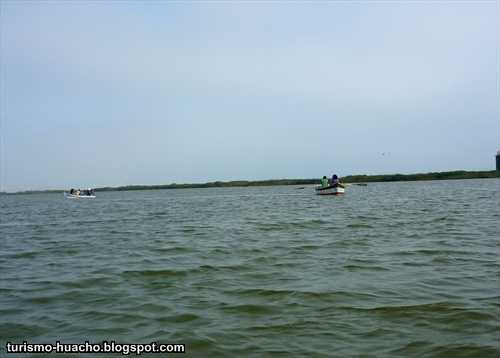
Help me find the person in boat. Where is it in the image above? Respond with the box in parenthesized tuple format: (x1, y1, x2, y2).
(76, 189, 81, 195)
(321, 175, 329, 187)
(70, 188, 74, 194)
(331, 174, 339, 185)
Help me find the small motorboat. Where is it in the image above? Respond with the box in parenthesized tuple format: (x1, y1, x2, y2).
(64, 190, 96, 199)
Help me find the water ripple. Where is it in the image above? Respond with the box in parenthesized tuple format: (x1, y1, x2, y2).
(1, 180, 499, 357)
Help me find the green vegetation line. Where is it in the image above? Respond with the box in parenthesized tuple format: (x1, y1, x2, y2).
(3, 170, 498, 194)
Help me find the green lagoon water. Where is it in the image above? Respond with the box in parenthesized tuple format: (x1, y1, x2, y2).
(1, 179, 499, 357)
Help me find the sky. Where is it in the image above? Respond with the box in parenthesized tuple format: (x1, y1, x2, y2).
(1, 1, 499, 192)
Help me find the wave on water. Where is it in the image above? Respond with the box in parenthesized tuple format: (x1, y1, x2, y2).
(1, 180, 499, 357)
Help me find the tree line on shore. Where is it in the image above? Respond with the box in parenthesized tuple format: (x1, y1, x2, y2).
(3, 170, 498, 195)
(96, 170, 499, 191)
(341, 170, 499, 184)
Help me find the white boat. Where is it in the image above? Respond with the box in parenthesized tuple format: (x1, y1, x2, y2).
(315, 182, 345, 195)
(64, 191, 96, 199)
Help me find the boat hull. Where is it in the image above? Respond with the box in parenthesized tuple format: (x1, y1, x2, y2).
(315, 183, 345, 195)
(64, 192, 96, 199)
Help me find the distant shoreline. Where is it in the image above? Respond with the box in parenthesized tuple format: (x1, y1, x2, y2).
(2, 170, 499, 195)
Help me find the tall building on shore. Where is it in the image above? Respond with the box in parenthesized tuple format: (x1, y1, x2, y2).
(497, 151, 500, 170)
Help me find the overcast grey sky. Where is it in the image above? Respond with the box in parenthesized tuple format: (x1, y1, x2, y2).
(1, 1, 498, 192)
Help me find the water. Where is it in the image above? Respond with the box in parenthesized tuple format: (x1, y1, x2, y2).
(1, 179, 499, 357)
